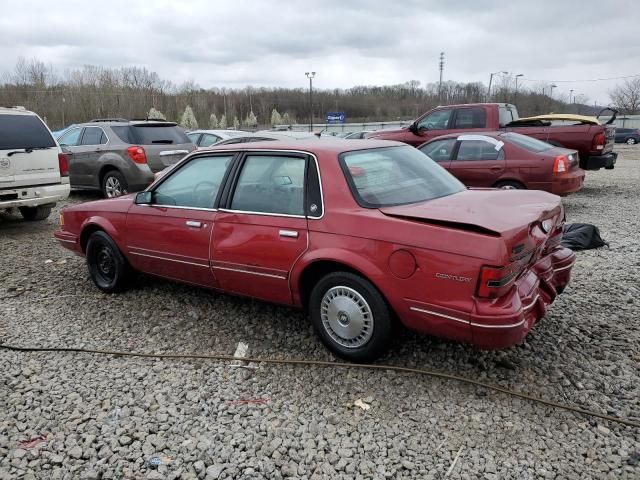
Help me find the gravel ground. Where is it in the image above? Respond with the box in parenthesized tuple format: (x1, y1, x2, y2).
(1, 146, 639, 479)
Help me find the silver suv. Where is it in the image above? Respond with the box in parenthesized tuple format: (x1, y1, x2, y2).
(57, 119, 195, 197)
(0, 107, 70, 221)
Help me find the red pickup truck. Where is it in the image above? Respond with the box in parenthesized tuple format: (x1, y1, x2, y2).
(367, 103, 617, 170)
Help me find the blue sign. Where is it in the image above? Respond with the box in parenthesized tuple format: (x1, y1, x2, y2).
(326, 112, 346, 124)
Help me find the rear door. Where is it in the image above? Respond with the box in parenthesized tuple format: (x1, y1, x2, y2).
(130, 123, 195, 172)
(125, 153, 236, 287)
(448, 135, 506, 187)
(0, 113, 60, 188)
(74, 126, 108, 186)
(211, 152, 314, 304)
(448, 107, 488, 135)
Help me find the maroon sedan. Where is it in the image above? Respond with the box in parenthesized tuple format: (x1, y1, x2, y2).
(55, 140, 575, 361)
(418, 132, 585, 195)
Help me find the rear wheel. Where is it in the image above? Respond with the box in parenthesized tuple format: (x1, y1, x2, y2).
(309, 272, 392, 362)
(494, 180, 526, 190)
(626, 137, 637, 145)
(86, 231, 132, 293)
(101, 170, 128, 198)
(19, 206, 52, 221)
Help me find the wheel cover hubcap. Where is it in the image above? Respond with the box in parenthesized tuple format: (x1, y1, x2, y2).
(105, 177, 126, 198)
(321, 286, 373, 348)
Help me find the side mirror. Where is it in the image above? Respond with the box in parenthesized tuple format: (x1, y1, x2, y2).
(408, 122, 418, 134)
(135, 191, 152, 205)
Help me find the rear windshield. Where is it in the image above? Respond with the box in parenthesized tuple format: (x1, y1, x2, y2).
(0, 114, 56, 150)
(111, 125, 191, 145)
(501, 132, 553, 153)
(340, 146, 465, 208)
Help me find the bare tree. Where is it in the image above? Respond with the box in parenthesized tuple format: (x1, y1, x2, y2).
(609, 78, 640, 114)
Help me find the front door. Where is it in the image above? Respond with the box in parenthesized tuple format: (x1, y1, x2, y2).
(125, 153, 236, 288)
(75, 126, 108, 186)
(211, 153, 311, 304)
(447, 135, 506, 187)
(407, 108, 454, 146)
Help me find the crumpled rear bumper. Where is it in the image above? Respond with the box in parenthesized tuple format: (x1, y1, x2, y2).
(469, 247, 576, 349)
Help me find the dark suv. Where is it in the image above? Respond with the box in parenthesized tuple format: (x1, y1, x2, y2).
(614, 127, 640, 145)
(57, 119, 195, 197)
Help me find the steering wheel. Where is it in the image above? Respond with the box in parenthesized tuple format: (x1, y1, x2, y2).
(193, 181, 219, 207)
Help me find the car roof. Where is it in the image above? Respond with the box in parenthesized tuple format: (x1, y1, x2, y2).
(190, 129, 248, 136)
(207, 138, 404, 156)
(0, 106, 37, 116)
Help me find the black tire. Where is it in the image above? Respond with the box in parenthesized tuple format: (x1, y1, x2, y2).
(86, 231, 132, 293)
(494, 180, 526, 190)
(101, 170, 128, 198)
(19, 205, 52, 221)
(309, 271, 393, 362)
(626, 137, 637, 145)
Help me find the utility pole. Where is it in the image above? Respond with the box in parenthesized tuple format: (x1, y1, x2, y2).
(487, 71, 508, 101)
(514, 74, 523, 103)
(305, 72, 316, 132)
(438, 52, 445, 101)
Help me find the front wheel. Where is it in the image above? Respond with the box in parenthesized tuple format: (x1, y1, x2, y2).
(19, 206, 52, 221)
(309, 272, 393, 362)
(86, 231, 133, 293)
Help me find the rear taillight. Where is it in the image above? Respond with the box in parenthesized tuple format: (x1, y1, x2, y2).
(58, 153, 69, 177)
(127, 146, 147, 164)
(476, 265, 520, 299)
(553, 155, 569, 174)
(591, 132, 606, 151)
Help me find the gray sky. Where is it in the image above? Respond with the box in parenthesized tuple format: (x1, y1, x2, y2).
(1, 0, 638, 104)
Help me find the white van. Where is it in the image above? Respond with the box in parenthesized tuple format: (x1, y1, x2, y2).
(0, 107, 70, 220)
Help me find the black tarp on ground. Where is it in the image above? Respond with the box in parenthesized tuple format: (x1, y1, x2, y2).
(561, 223, 609, 251)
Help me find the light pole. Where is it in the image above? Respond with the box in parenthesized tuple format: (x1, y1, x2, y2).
(305, 72, 316, 132)
(514, 74, 524, 102)
(487, 71, 508, 101)
(569, 89, 574, 105)
(549, 83, 557, 99)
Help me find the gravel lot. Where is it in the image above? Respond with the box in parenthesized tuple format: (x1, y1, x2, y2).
(1, 146, 639, 479)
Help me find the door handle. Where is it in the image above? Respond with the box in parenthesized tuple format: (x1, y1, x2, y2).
(186, 220, 202, 228)
(489, 166, 502, 171)
(279, 230, 299, 238)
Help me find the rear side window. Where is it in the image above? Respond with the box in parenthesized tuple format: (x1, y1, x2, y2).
(0, 114, 56, 150)
(111, 126, 134, 143)
(502, 132, 553, 153)
(452, 108, 486, 129)
(455, 140, 504, 161)
(81, 127, 107, 145)
(200, 134, 220, 147)
(231, 155, 306, 216)
(132, 126, 191, 145)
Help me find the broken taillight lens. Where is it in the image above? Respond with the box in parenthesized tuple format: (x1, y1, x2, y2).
(553, 155, 569, 174)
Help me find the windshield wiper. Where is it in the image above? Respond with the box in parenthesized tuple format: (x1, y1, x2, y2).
(7, 147, 53, 157)
(151, 140, 174, 144)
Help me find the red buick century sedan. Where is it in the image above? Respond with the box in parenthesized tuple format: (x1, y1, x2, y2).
(55, 140, 576, 361)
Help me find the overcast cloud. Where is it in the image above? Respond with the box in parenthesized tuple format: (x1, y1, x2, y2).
(1, 0, 638, 103)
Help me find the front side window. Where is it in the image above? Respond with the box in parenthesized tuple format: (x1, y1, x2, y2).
(341, 146, 465, 208)
(452, 108, 486, 129)
(417, 109, 452, 130)
(153, 155, 233, 208)
(455, 140, 504, 161)
(200, 134, 220, 147)
(231, 155, 306, 216)
(81, 127, 107, 146)
(419, 138, 456, 162)
(58, 127, 83, 147)
(0, 114, 56, 150)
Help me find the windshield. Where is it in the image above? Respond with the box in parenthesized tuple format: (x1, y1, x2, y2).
(501, 132, 553, 153)
(0, 114, 56, 150)
(340, 146, 465, 208)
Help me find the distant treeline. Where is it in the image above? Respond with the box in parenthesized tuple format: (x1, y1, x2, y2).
(0, 57, 597, 130)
